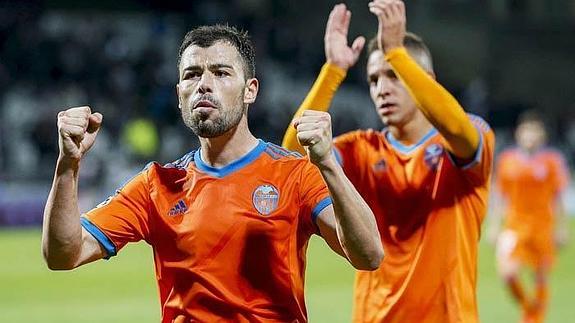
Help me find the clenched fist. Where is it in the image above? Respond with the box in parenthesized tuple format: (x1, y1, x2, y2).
(57, 106, 102, 162)
(293, 110, 334, 167)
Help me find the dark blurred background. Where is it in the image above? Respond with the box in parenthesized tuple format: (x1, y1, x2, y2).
(1, 0, 575, 225)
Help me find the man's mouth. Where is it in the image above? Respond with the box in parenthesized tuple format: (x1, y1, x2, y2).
(194, 100, 217, 109)
(378, 102, 396, 115)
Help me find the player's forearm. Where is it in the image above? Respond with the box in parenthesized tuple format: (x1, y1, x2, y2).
(386, 47, 479, 159)
(282, 63, 346, 152)
(317, 156, 383, 270)
(42, 157, 83, 270)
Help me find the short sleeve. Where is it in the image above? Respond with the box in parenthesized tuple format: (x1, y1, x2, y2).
(82, 166, 153, 258)
(447, 115, 495, 186)
(298, 161, 332, 234)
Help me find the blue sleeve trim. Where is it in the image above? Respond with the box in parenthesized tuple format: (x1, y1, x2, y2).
(447, 125, 484, 170)
(80, 217, 117, 259)
(333, 147, 343, 166)
(311, 197, 333, 223)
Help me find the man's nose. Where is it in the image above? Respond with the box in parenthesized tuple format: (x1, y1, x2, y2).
(197, 72, 214, 94)
(377, 77, 392, 97)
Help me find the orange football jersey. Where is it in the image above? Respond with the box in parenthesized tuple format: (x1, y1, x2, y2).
(334, 115, 495, 323)
(82, 140, 332, 323)
(497, 148, 568, 233)
(496, 147, 569, 265)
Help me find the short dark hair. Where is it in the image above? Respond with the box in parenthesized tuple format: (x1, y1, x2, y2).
(517, 109, 545, 127)
(367, 32, 433, 72)
(178, 24, 256, 79)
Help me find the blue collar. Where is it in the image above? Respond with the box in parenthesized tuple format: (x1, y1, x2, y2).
(194, 139, 267, 178)
(385, 128, 438, 154)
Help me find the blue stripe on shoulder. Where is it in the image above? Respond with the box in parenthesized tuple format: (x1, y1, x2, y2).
(80, 217, 117, 259)
(265, 142, 303, 159)
(333, 147, 343, 166)
(311, 197, 333, 223)
(264, 147, 283, 160)
(164, 150, 196, 169)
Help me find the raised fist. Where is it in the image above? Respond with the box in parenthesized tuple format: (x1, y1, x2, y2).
(57, 106, 102, 161)
(293, 110, 334, 167)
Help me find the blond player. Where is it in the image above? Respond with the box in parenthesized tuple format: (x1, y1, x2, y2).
(283, 1, 495, 322)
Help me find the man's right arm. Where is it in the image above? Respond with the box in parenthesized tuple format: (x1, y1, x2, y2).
(282, 4, 364, 152)
(42, 106, 105, 270)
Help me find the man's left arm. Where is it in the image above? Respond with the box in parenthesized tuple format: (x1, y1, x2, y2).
(371, 0, 479, 160)
(387, 48, 480, 160)
(296, 110, 383, 270)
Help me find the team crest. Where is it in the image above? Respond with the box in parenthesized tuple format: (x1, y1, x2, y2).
(252, 184, 279, 215)
(372, 159, 387, 172)
(424, 144, 444, 170)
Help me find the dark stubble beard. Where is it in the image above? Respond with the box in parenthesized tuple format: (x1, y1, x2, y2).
(182, 92, 246, 138)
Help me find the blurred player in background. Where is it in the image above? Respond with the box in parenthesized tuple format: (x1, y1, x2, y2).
(282, 1, 494, 322)
(41, 24, 383, 322)
(490, 110, 570, 323)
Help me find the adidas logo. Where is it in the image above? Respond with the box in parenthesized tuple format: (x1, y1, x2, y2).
(168, 200, 188, 217)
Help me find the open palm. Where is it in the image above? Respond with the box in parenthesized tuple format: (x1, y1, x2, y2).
(324, 4, 365, 70)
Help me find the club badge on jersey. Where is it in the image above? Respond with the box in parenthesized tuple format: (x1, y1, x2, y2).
(372, 159, 387, 173)
(424, 144, 444, 170)
(252, 184, 280, 215)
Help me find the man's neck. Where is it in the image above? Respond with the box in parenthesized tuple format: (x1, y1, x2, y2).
(520, 145, 542, 156)
(198, 117, 259, 168)
(388, 113, 434, 146)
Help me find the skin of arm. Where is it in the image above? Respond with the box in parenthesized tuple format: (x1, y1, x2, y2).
(296, 110, 383, 270)
(42, 106, 106, 270)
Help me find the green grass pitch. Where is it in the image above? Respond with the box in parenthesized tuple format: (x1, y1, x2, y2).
(1, 218, 574, 322)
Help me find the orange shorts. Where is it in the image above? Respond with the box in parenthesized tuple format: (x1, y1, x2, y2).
(496, 229, 555, 268)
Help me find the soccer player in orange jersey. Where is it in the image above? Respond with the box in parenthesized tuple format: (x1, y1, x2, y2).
(282, 1, 495, 322)
(490, 110, 570, 323)
(41, 25, 384, 323)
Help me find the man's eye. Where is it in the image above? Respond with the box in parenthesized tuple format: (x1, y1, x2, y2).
(184, 72, 200, 79)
